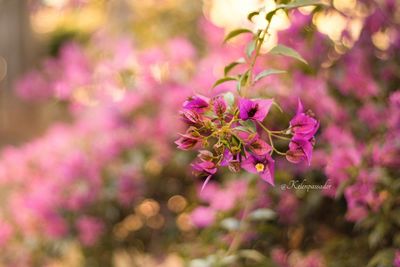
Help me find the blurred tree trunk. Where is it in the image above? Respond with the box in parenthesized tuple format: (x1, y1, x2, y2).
(0, 0, 40, 146)
(0, 0, 35, 88)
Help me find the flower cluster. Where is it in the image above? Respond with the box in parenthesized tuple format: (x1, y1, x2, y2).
(176, 94, 319, 188)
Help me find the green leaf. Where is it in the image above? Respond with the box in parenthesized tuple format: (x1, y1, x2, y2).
(224, 28, 253, 43)
(254, 69, 286, 82)
(220, 218, 240, 231)
(272, 100, 283, 113)
(246, 40, 257, 58)
(239, 250, 266, 263)
(203, 110, 218, 119)
(369, 221, 389, 248)
(239, 120, 257, 133)
(236, 71, 249, 94)
(223, 92, 235, 106)
(269, 44, 308, 65)
(280, 0, 325, 9)
(249, 208, 277, 221)
(224, 58, 245, 76)
(189, 258, 213, 267)
(247, 11, 260, 22)
(220, 255, 239, 265)
(266, 9, 278, 22)
(367, 249, 395, 267)
(213, 77, 237, 88)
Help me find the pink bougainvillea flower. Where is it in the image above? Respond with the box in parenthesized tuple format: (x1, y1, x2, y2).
(247, 136, 272, 156)
(235, 131, 272, 156)
(394, 250, 400, 267)
(191, 160, 217, 176)
(183, 94, 209, 113)
(191, 160, 218, 191)
(220, 149, 242, 173)
(290, 99, 319, 139)
(211, 95, 227, 117)
(0, 221, 12, 248)
(76, 216, 104, 246)
(180, 109, 204, 126)
(175, 133, 200, 150)
(238, 98, 273, 121)
(190, 207, 216, 228)
(286, 137, 314, 165)
(241, 153, 275, 185)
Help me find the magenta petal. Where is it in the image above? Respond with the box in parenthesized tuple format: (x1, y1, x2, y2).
(291, 114, 317, 133)
(297, 98, 304, 113)
(260, 167, 274, 185)
(288, 138, 313, 165)
(253, 99, 273, 121)
(241, 158, 257, 174)
(250, 138, 272, 155)
(262, 156, 275, 185)
(201, 175, 213, 192)
(183, 94, 209, 113)
(238, 98, 253, 120)
(220, 149, 233, 167)
(238, 98, 273, 121)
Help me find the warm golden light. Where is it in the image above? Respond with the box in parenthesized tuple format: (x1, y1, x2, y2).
(167, 195, 187, 213)
(146, 214, 165, 229)
(144, 159, 162, 176)
(123, 214, 143, 232)
(31, 4, 105, 35)
(136, 199, 160, 218)
(372, 30, 391, 51)
(176, 213, 193, 231)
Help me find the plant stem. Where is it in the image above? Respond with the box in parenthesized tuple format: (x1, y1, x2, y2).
(226, 177, 255, 255)
(270, 133, 291, 140)
(248, 23, 271, 85)
(242, 19, 272, 97)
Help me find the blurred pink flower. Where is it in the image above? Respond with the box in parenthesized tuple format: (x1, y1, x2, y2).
(190, 207, 216, 228)
(76, 216, 104, 246)
(0, 221, 12, 247)
(394, 250, 400, 267)
(277, 191, 299, 224)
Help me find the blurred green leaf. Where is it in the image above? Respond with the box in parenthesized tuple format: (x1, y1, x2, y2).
(246, 40, 257, 58)
(368, 221, 389, 248)
(224, 58, 246, 76)
(220, 218, 240, 231)
(279, 0, 325, 9)
(236, 70, 249, 94)
(239, 120, 257, 133)
(254, 69, 286, 82)
(189, 259, 211, 267)
(213, 77, 237, 88)
(239, 249, 266, 262)
(223, 92, 235, 106)
(249, 208, 277, 221)
(367, 249, 395, 267)
(224, 28, 253, 43)
(248, 11, 260, 22)
(220, 255, 239, 265)
(269, 44, 308, 64)
(266, 9, 278, 22)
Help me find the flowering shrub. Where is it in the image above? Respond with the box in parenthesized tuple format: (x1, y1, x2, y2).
(177, 2, 320, 189)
